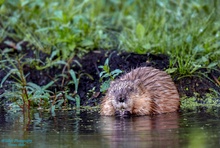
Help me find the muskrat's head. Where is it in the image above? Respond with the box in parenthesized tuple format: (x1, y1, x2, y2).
(108, 79, 141, 117)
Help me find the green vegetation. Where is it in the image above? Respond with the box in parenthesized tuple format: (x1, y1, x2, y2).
(181, 91, 220, 115)
(1, 1, 219, 72)
(99, 57, 123, 92)
(0, 54, 52, 111)
(0, 0, 220, 112)
(0, 53, 81, 113)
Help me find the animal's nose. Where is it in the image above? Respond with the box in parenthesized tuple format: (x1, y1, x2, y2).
(119, 97, 124, 103)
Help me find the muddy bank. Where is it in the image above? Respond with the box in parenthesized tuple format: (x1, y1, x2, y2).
(72, 50, 220, 105)
(0, 39, 219, 107)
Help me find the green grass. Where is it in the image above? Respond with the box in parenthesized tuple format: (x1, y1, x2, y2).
(1, 0, 219, 75)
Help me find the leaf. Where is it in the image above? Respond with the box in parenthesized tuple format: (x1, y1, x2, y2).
(165, 68, 177, 74)
(21, 0, 29, 7)
(42, 81, 56, 90)
(98, 65, 104, 69)
(103, 65, 109, 72)
(99, 71, 106, 78)
(66, 95, 75, 101)
(102, 73, 111, 78)
(68, 43, 76, 51)
(0, 69, 18, 88)
(51, 105, 56, 116)
(50, 50, 59, 60)
(136, 23, 145, 40)
(30, 94, 50, 101)
(191, 64, 201, 73)
(142, 43, 151, 50)
(75, 95, 80, 109)
(100, 80, 111, 92)
(193, 45, 204, 53)
(4, 40, 22, 51)
(56, 99, 64, 108)
(207, 62, 218, 69)
(35, 27, 52, 33)
(79, 73, 94, 80)
(104, 58, 109, 66)
(69, 69, 77, 82)
(36, 60, 67, 70)
(186, 35, 192, 43)
(80, 39, 94, 47)
(27, 82, 41, 90)
(73, 60, 82, 68)
(111, 69, 123, 75)
(200, 56, 208, 63)
(69, 69, 79, 92)
(54, 10, 63, 19)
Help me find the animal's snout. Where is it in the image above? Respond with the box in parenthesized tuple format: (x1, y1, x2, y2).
(119, 97, 125, 103)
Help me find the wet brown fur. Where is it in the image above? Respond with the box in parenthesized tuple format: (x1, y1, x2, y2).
(100, 67, 180, 116)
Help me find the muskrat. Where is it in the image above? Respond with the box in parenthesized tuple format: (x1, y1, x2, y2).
(100, 67, 180, 116)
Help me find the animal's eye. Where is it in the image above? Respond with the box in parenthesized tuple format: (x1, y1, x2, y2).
(129, 87, 134, 92)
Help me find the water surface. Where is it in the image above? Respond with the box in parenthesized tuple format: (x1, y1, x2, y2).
(0, 110, 220, 148)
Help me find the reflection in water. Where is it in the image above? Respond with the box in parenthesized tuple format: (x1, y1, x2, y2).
(100, 113, 180, 148)
(0, 110, 220, 147)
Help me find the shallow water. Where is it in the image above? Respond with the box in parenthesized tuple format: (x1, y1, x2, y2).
(0, 110, 220, 148)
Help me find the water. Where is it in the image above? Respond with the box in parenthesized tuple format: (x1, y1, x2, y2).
(0, 110, 220, 148)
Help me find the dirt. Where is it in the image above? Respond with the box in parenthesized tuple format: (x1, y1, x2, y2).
(0, 39, 220, 107)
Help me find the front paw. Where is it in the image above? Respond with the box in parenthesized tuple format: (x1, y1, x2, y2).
(115, 110, 131, 117)
(115, 110, 121, 116)
(124, 111, 131, 116)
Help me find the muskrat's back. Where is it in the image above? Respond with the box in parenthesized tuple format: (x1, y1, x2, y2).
(100, 67, 180, 116)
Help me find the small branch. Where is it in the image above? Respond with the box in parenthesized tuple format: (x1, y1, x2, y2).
(212, 74, 220, 86)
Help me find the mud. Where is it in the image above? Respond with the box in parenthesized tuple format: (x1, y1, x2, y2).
(0, 39, 219, 106)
